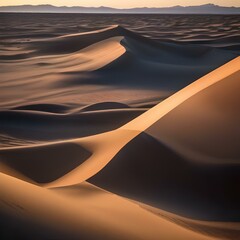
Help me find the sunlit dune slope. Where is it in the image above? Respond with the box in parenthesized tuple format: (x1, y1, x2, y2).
(0, 25, 238, 149)
(0, 172, 217, 240)
(89, 56, 240, 220)
(0, 49, 240, 240)
(1, 17, 240, 240)
(0, 25, 237, 109)
(1, 57, 239, 192)
(2, 56, 239, 222)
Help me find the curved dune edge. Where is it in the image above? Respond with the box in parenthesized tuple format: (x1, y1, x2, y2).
(4, 35, 125, 71)
(0, 107, 145, 149)
(57, 25, 119, 38)
(122, 56, 240, 131)
(43, 56, 240, 188)
(0, 172, 217, 240)
(1, 25, 237, 110)
(0, 56, 239, 187)
(1, 41, 239, 240)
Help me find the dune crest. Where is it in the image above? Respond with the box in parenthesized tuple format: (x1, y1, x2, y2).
(1, 57, 239, 189)
(47, 56, 240, 188)
(122, 56, 240, 131)
(88, 57, 240, 221)
(1, 18, 240, 239)
(0, 25, 237, 110)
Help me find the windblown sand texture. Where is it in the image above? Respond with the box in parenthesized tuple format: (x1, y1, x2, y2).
(0, 14, 240, 240)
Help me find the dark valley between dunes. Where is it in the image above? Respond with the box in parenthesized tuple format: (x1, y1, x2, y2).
(0, 12, 240, 240)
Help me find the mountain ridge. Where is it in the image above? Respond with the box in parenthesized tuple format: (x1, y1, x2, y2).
(0, 4, 239, 14)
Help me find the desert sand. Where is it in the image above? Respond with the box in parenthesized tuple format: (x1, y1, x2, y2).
(0, 19, 240, 240)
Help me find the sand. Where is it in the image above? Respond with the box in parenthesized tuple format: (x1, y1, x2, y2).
(0, 22, 240, 239)
(2, 172, 221, 240)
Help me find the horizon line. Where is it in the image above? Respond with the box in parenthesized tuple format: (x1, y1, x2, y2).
(0, 3, 239, 9)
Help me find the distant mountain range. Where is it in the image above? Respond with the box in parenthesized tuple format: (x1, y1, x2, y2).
(0, 4, 239, 14)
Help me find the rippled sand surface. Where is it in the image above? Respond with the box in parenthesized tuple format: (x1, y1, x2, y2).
(1, 13, 240, 49)
(0, 13, 240, 240)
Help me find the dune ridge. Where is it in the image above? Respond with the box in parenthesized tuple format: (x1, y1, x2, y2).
(0, 56, 239, 185)
(0, 25, 237, 110)
(0, 25, 237, 149)
(87, 57, 240, 221)
(1, 22, 240, 239)
(42, 56, 240, 188)
(1, 57, 239, 222)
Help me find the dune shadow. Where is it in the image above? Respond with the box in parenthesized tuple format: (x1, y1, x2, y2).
(89, 132, 240, 221)
(0, 142, 92, 183)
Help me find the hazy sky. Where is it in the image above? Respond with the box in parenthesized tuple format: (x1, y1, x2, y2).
(1, 1, 240, 8)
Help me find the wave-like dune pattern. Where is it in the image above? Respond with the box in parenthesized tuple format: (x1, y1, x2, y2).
(0, 25, 238, 146)
(0, 21, 240, 240)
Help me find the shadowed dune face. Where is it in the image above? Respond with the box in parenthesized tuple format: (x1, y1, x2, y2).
(0, 58, 238, 223)
(1, 58, 239, 188)
(0, 174, 217, 240)
(0, 108, 144, 148)
(0, 25, 237, 110)
(89, 132, 240, 221)
(0, 142, 91, 183)
(0, 24, 238, 148)
(140, 203, 240, 240)
(146, 70, 240, 163)
(88, 57, 240, 221)
(1, 14, 240, 240)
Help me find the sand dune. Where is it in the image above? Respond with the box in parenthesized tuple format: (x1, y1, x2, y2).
(1, 57, 239, 224)
(140, 203, 240, 240)
(0, 25, 237, 110)
(1, 57, 239, 182)
(1, 14, 239, 50)
(0, 25, 237, 148)
(1, 21, 240, 239)
(1, 173, 218, 240)
(14, 56, 236, 188)
(0, 107, 145, 148)
(89, 57, 240, 220)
